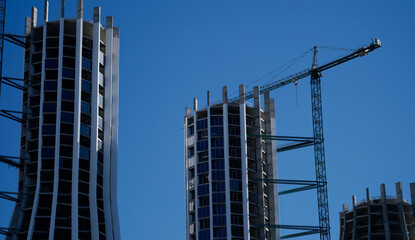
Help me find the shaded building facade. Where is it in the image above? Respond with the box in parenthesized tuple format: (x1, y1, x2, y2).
(339, 182, 415, 240)
(7, 1, 120, 239)
(184, 85, 280, 240)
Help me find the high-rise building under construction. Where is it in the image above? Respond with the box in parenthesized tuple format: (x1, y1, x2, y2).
(184, 85, 280, 240)
(7, 1, 120, 239)
(339, 182, 415, 240)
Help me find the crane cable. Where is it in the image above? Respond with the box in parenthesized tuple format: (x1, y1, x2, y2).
(228, 48, 314, 100)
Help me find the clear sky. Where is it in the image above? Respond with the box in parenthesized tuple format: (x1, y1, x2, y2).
(1, 0, 414, 239)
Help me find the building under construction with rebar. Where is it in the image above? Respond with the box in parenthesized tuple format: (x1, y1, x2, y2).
(339, 182, 415, 240)
(184, 85, 280, 240)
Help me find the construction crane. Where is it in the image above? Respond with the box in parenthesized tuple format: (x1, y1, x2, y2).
(232, 38, 381, 240)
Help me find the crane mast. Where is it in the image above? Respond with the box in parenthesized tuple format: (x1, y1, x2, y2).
(310, 46, 330, 240)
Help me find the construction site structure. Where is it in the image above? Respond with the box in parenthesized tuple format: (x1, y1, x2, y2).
(339, 182, 415, 240)
(1, 1, 121, 239)
(184, 86, 280, 240)
(185, 39, 382, 240)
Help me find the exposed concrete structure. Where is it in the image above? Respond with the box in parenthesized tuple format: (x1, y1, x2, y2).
(339, 182, 415, 240)
(6, 1, 120, 239)
(184, 85, 280, 240)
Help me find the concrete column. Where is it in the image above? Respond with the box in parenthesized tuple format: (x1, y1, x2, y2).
(27, 7, 48, 238)
(103, 16, 115, 240)
(71, 1, 83, 238)
(24, 17, 32, 36)
(44, 0, 49, 22)
(110, 25, 121, 240)
(184, 112, 189, 240)
(222, 86, 228, 103)
(380, 184, 391, 240)
(77, 0, 83, 19)
(264, 91, 279, 240)
(396, 182, 409, 240)
(339, 212, 344, 240)
(193, 109, 199, 240)
(253, 86, 265, 240)
(351, 195, 357, 240)
(89, 7, 101, 240)
(185, 107, 191, 117)
(31, 7, 37, 28)
(60, 0, 65, 18)
(239, 84, 250, 239)
(410, 183, 415, 221)
(341, 204, 348, 240)
(48, 11, 65, 240)
(222, 102, 231, 240)
(207, 106, 214, 240)
(366, 188, 371, 240)
(193, 98, 198, 111)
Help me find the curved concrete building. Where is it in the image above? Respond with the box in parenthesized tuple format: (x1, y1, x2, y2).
(339, 182, 415, 240)
(184, 86, 280, 240)
(7, 1, 120, 239)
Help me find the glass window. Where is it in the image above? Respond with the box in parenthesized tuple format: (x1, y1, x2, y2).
(44, 80, 58, 90)
(62, 79, 75, 90)
(45, 59, 58, 69)
(80, 146, 90, 159)
(213, 216, 226, 227)
(43, 102, 57, 112)
(197, 207, 210, 218)
(80, 124, 90, 137)
(212, 193, 226, 203)
(230, 180, 241, 191)
(211, 138, 224, 147)
(212, 159, 224, 169)
(211, 116, 223, 126)
(41, 147, 55, 158)
(196, 119, 208, 130)
(61, 112, 74, 123)
(214, 228, 227, 237)
(231, 226, 244, 237)
(213, 204, 226, 214)
(62, 90, 74, 101)
(81, 102, 91, 114)
(212, 182, 225, 192)
(82, 58, 92, 71)
(197, 162, 209, 174)
(211, 148, 224, 158)
(212, 170, 225, 181)
(62, 67, 75, 79)
(82, 80, 91, 93)
(199, 230, 210, 240)
(197, 140, 208, 151)
(98, 162, 103, 176)
(42, 125, 56, 135)
(211, 127, 223, 136)
(197, 184, 209, 196)
(230, 148, 241, 157)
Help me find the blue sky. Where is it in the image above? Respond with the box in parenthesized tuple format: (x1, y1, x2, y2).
(1, 0, 414, 239)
